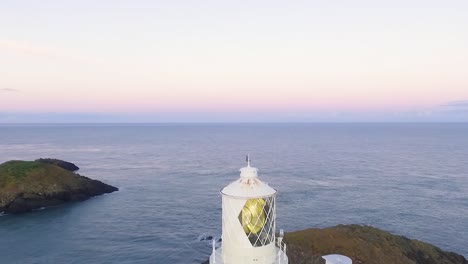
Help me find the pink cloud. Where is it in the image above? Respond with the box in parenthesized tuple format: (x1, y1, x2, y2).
(0, 39, 58, 58)
(0, 39, 103, 65)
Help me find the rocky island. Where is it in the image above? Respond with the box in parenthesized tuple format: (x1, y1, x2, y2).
(0, 159, 118, 214)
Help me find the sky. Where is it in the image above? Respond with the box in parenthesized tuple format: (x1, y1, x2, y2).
(1, 0, 468, 122)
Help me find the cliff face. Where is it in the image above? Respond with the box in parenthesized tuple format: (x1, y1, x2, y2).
(284, 224, 467, 264)
(0, 160, 118, 214)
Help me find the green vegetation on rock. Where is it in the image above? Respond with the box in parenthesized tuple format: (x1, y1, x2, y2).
(0, 161, 41, 182)
(0, 159, 118, 214)
(284, 224, 467, 264)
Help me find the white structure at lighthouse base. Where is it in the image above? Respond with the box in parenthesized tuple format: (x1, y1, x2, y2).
(322, 254, 352, 264)
(210, 158, 288, 264)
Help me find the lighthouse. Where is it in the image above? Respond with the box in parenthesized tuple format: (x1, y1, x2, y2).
(210, 156, 288, 264)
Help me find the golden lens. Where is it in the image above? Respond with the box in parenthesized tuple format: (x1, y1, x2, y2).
(241, 198, 266, 234)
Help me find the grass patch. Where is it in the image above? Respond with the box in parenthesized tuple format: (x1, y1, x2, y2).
(0, 161, 42, 187)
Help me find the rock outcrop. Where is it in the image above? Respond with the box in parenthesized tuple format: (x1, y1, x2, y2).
(35, 158, 80, 171)
(284, 224, 467, 264)
(0, 160, 118, 214)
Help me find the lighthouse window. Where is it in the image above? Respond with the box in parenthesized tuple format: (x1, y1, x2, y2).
(238, 196, 275, 247)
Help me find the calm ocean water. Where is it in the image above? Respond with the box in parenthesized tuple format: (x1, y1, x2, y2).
(0, 123, 467, 263)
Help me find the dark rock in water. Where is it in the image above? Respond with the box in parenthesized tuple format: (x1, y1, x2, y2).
(35, 158, 80, 171)
(202, 225, 467, 264)
(0, 160, 118, 214)
(284, 224, 467, 264)
(199, 235, 222, 242)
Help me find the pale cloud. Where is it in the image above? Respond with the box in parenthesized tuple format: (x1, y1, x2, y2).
(0, 39, 58, 58)
(429, 100, 468, 121)
(0, 88, 19, 92)
(441, 100, 468, 108)
(0, 39, 103, 65)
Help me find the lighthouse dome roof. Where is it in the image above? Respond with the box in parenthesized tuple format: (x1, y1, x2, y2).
(221, 164, 276, 198)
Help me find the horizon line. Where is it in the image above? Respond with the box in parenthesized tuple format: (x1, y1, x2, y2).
(1, 121, 467, 125)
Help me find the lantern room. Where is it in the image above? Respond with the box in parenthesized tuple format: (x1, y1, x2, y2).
(210, 157, 288, 264)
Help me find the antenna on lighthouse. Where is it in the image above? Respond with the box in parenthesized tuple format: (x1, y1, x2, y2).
(246, 154, 251, 167)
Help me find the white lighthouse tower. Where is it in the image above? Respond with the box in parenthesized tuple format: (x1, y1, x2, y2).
(210, 156, 288, 264)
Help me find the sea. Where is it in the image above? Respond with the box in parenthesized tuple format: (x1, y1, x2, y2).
(0, 123, 467, 264)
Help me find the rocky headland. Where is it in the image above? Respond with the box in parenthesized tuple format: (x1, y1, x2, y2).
(203, 225, 467, 264)
(284, 224, 467, 264)
(0, 159, 118, 214)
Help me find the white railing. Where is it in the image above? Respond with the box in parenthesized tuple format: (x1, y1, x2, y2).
(276, 233, 287, 254)
(276, 237, 288, 264)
